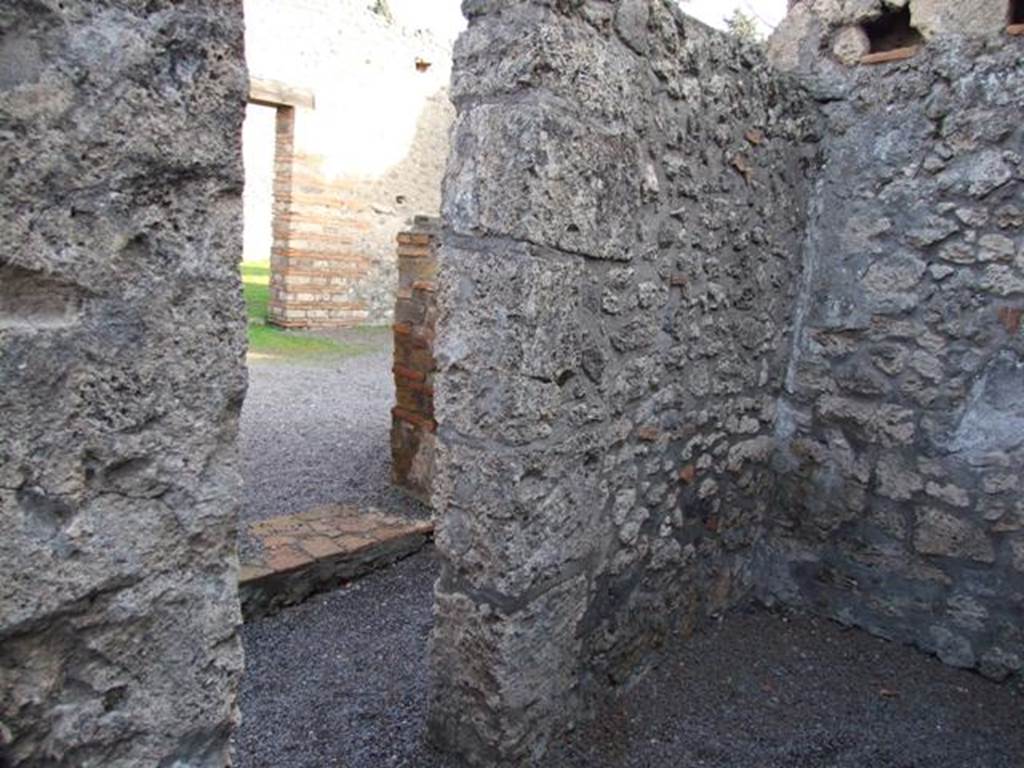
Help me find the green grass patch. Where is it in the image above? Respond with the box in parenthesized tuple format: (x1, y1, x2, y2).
(242, 261, 271, 321)
(241, 260, 388, 363)
(246, 323, 356, 359)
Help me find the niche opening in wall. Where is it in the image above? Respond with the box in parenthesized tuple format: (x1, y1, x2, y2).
(1009, 0, 1024, 29)
(860, 6, 923, 63)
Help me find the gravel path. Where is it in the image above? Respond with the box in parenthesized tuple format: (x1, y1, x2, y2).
(234, 552, 446, 768)
(239, 336, 428, 558)
(235, 550, 1024, 768)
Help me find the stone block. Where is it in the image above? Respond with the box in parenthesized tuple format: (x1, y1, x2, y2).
(911, 0, 1009, 39)
(914, 508, 996, 563)
(433, 440, 610, 597)
(443, 103, 641, 260)
(428, 575, 589, 767)
(437, 244, 581, 368)
(451, 3, 645, 128)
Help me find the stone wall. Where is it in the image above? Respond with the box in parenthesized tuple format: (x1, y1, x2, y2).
(427, 1, 818, 764)
(0, 1, 247, 765)
(392, 218, 440, 504)
(764, 2, 1024, 682)
(776, 0, 1012, 70)
(243, 0, 456, 326)
(4, 1, 1020, 766)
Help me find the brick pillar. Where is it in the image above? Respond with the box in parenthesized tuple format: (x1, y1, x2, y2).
(259, 93, 371, 329)
(267, 106, 301, 327)
(251, 81, 371, 329)
(391, 217, 439, 504)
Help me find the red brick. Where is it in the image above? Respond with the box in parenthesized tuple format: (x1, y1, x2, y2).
(393, 364, 427, 383)
(637, 426, 660, 442)
(265, 545, 314, 573)
(392, 406, 437, 432)
(997, 307, 1022, 335)
(861, 46, 920, 65)
(299, 536, 345, 559)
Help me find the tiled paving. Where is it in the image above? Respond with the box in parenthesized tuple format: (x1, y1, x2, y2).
(239, 504, 433, 619)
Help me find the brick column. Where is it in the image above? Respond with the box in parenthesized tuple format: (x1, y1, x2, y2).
(390, 217, 439, 504)
(250, 79, 371, 329)
(268, 142, 372, 327)
(268, 105, 300, 326)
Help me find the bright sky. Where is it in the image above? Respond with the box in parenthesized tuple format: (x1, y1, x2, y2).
(387, 0, 790, 42)
(683, 0, 788, 36)
(385, 0, 466, 43)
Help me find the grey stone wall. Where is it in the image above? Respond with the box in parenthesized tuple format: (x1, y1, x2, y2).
(428, 1, 818, 764)
(764, 12, 1024, 681)
(0, 2, 247, 765)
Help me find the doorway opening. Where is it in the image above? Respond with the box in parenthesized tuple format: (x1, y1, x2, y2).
(233, 0, 459, 764)
(1010, 0, 1024, 25)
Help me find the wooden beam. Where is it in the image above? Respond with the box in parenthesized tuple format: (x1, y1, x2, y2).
(860, 46, 921, 65)
(248, 78, 315, 109)
(1008, 24, 1024, 36)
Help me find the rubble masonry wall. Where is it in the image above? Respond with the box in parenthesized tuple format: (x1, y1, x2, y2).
(427, 1, 818, 763)
(765, 0, 1024, 683)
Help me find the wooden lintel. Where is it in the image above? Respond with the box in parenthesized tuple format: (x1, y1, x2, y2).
(860, 46, 921, 65)
(248, 78, 315, 109)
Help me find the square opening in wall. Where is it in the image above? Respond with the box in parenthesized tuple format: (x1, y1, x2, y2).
(862, 6, 924, 54)
(1010, 0, 1024, 25)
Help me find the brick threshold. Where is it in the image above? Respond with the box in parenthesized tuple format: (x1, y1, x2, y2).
(239, 504, 434, 621)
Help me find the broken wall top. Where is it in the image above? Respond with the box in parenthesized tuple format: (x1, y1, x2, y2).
(771, 0, 1017, 78)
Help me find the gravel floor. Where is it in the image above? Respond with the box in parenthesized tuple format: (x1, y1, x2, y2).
(234, 552, 445, 768)
(239, 333, 428, 558)
(235, 550, 1024, 768)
